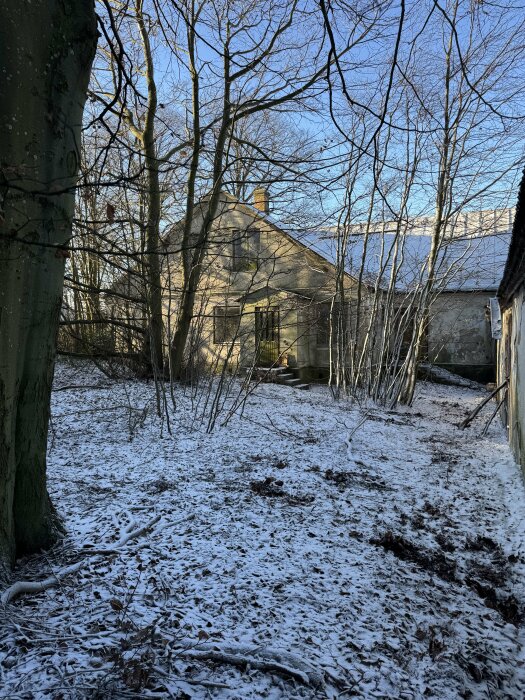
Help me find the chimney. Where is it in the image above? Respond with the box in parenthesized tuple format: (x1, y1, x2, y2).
(253, 187, 270, 215)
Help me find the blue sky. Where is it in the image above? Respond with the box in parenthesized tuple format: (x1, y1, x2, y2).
(92, 0, 525, 227)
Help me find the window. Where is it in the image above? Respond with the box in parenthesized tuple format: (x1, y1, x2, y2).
(232, 229, 260, 271)
(213, 305, 241, 344)
(317, 302, 348, 347)
(232, 230, 243, 268)
(393, 306, 428, 360)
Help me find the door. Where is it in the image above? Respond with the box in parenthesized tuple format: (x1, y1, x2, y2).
(255, 306, 280, 366)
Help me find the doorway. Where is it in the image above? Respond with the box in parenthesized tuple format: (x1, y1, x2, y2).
(255, 306, 280, 366)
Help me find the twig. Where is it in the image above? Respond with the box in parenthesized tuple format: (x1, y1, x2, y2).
(347, 413, 369, 442)
(52, 384, 112, 392)
(54, 405, 145, 418)
(240, 413, 301, 440)
(153, 665, 232, 690)
(79, 513, 194, 555)
(79, 513, 163, 555)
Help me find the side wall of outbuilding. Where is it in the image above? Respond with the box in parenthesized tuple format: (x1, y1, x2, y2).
(429, 292, 495, 382)
(498, 288, 525, 468)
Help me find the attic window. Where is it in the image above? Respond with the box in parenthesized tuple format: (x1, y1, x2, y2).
(232, 229, 260, 271)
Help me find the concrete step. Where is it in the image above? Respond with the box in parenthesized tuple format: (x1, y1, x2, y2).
(276, 373, 296, 383)
(283, 378, 305, 387)
(250, 366, 287, 382)
(254, 366, 287, 374)
(247, 366, 309, 390)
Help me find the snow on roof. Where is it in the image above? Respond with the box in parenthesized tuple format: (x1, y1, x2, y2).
(227, 193, 511, 293)
(294, 229, 511, 292)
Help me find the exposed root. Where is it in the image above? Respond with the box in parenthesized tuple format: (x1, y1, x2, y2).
(176, 642, 331, 688)
(1, 561, 84, 606)
(1, 514, 167, 605)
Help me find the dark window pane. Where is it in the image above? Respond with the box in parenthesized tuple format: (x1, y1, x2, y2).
(248, 229, 260, 256)
(214, 305, 241, 343)
(232, 230, 243, 270)
(232, 229, 260, 271)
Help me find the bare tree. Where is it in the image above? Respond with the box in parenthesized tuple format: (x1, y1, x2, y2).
(320, 0, 525, 406)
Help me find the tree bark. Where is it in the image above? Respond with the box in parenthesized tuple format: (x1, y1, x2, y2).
(135, 0, 164, 376)
(0, 0, 97, 574)
(170, 41, 232, 380)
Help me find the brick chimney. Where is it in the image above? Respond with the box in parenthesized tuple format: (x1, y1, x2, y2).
(253, 187, 270, 215)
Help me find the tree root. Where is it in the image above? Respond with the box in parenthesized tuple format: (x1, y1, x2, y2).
(1, 513, 165, 605)
(175, 642, 333, 688)
(80, 513, 162, 555)
(1, 562, 84, 606)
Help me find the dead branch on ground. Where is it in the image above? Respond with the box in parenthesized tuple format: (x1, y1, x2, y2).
(460, 380, 508, 429)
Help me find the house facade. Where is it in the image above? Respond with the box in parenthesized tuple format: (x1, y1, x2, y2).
(164, 190, 363, 381)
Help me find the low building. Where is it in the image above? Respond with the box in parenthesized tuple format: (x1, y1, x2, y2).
(302, 211, 512, 382)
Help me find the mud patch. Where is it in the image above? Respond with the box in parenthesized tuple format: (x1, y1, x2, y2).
(465, 577, 522, 626)
(146, 476, 177, 494)
(465, 534, 499, 552)
(325, 469, 390, 491)
(370, 531, 457, 582)
(371, 530, 523, 626)
(250, 477, 315, 506)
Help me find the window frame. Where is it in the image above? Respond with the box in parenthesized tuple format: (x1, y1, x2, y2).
(213, 304, 241, 344)
(231, 228, 261, 271)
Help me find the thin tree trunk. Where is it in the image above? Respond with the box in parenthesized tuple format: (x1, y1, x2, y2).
(135, 0, 164, 375)
(398, 2, 457, 406)
(0, 0, 97, 574)
(170, 41, 232, 380)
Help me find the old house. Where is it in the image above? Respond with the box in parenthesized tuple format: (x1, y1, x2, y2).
(161, 189, 365, 382)
(114, 191, 510, 386)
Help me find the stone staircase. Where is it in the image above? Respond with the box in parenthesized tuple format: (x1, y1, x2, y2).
(251, 366, 310, 390)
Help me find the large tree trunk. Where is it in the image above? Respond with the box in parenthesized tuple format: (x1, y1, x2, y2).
(0, 0, 97, 575)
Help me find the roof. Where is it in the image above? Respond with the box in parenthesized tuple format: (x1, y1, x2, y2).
(295, 229, 511, 293)
(215, 191, 364, 285)
(213, 192, 511, 294)
(499, 170, 525, 305)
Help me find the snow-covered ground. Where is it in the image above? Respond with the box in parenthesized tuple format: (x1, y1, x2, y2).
(1, 360, 525, 699)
